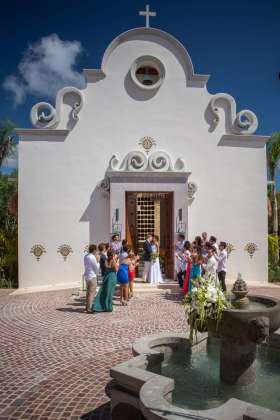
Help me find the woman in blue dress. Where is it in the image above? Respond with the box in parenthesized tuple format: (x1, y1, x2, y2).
(117, 250, 131, 305)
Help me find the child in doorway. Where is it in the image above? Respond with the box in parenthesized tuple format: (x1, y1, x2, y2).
(128, 251, 139, 298)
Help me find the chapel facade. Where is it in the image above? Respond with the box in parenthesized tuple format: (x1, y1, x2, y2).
(16, 25, 268, 289)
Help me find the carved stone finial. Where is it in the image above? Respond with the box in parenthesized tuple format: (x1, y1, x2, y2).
(232, 273, 249, 309)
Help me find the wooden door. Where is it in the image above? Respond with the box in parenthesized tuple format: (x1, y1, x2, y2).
(125, 193, 137, 251)
(164, 193, 174, 279)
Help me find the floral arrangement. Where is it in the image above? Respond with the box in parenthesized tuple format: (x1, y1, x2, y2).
(150, 252, 159, 262)
(184, 275, 229, 342)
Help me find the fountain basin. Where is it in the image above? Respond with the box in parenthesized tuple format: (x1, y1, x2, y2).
(110, 331, 280, 420)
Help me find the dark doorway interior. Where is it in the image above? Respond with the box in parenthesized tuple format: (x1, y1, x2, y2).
(125, 192, 174, 279)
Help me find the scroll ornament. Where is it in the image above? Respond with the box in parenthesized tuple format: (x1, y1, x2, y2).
(209, 93, 258, 135)
(108, 150, 186, 172)
(30, 87, 84, 129)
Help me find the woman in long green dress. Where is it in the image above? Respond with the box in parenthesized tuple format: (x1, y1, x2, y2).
(92, 253, 118, 312)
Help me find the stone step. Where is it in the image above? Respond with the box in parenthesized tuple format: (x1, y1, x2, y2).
(78, 278, 180, 296)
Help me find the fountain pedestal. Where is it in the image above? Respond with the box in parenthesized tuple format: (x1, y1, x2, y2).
(220, 337, 257, 385)
(219, 274, 271, 385)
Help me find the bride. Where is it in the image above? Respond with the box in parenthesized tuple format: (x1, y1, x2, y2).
(149, 235, 163, 284)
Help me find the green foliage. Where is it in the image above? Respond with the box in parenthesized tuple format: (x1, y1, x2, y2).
(267, 132, 280, 180)
(268, 234, 279, 264)
(0, 119, 17, 167)
(0, 172, 18, 287)
(0, 231, 17, 287)
(268, 263, 280, 283)
(0, 172, 17, 232)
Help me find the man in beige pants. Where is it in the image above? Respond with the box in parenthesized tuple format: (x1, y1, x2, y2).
(84, 244, 100, 313)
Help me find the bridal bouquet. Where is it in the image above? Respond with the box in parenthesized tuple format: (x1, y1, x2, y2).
(184, 275, 229, 342)
(150, 252, 159, 262)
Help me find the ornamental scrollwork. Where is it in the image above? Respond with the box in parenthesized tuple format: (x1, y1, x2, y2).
(30, 244, 46, 261)
(98, 177, 110, 192)
(30, 87, 84, 129)
(188, 182, 198, 200)
(209, 93, 258, 135)
(108, 150, 186, 172)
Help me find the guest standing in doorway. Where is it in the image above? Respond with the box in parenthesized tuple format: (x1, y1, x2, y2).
(84, 244, 100, 313)
(142, 233, 153, 282)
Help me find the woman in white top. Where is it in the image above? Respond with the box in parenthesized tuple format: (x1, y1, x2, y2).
(215, 241, 228, 291)
(204, 247, 217, 278)
(149, 235, 163, 284)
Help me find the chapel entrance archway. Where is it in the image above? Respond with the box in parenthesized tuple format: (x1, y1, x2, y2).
(126, 191, 174, 279)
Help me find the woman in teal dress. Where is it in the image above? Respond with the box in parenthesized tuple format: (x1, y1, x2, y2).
(188, 254, 203, 293)
(92, 252, 118, 312)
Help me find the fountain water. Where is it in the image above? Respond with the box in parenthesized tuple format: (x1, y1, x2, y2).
(110, 276, 280, 420)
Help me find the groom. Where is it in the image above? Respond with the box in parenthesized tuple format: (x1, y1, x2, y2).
(142, 233, 153, 283)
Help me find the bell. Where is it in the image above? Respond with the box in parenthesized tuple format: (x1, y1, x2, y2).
(142, 73, 153, 86)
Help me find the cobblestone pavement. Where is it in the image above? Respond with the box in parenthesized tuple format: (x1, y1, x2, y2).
(0, 288, 187, 420)
(0, 284, 279, 420)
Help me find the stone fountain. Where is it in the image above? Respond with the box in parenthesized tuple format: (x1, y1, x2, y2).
(110, 276, 280, 420)
(220, 273, 280, 385)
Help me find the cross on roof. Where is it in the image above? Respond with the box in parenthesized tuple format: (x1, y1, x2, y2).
(139, 4, 156, 28)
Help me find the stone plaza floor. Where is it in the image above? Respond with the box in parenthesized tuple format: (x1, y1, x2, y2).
(0, 283, 280, 420)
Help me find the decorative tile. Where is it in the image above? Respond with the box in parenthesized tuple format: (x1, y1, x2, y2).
(30, 245, 46, 261)
(57, 244, 73, 261)
(138, 136, 156, 154)
(226, 243, 235, 257)
(244, 242, 258, 258)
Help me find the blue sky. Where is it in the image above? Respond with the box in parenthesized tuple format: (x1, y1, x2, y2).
(0, 0, 280, 174)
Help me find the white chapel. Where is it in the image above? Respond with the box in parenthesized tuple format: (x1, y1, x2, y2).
(16, 9, 268, 289)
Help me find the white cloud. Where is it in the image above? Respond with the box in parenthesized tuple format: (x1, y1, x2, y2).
(3, 34, 85, 106)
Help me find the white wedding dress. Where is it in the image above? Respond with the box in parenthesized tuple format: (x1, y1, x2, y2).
(149, 244, 163, 284)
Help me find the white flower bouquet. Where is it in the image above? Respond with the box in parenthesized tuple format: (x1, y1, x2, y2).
(150, 252, 159, 262)
(184, 275, 229, 342)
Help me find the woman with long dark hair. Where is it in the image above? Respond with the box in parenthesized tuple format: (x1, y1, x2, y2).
(92, 252, 119, 312)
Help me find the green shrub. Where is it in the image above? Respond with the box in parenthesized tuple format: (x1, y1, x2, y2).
(268, 263, 280, 283)
(0, 230, 18, 287)
(268, 234, 279, 264)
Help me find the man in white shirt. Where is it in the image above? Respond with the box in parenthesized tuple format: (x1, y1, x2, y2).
(84, 244, 100, 313)
(215, 241, 228, 292)
(204, 247, 218, 278)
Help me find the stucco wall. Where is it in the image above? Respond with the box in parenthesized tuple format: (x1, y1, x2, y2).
(17, 28, 268, 288)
